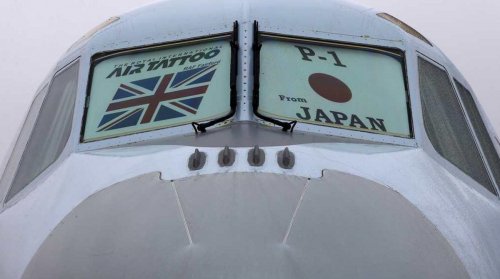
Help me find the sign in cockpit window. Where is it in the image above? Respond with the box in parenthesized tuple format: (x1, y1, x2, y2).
(258, 38, 412, 138)
(83, 39, 231, 142)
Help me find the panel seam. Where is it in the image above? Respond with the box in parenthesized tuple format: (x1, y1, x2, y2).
(171, 181, 193, 245)
(282, 179, 310, 245)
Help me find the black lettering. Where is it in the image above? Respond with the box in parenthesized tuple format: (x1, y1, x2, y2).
(349, 114, 368, 129)
(367, 117, 387, 132)
(147, 61, 160, 71)
(295, 45, 315, 61)
(205, 49, 220, 59)
(106, 68, 122, 79)
(315, 109, 333, 123)
(153, 60, 169, 71)
(327, 51, 347, 67)
(168, 57, 183, 67)
(129, 64, 144, 75)
(189, 52, 205, 62)
(296, 106, 311, 120)
(177, 55, 191, 66)
(279, 95, 308, 103)
(330, 111, 348, 125)
(122, 66, 132, 76)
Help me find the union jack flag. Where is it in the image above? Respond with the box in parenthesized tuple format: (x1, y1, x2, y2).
(97, 64, 218, 132)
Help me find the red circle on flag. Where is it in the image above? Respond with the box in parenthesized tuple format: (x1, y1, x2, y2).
(308, 73, 352, 103)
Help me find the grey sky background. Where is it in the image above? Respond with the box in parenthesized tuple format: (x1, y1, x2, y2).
(0, 0, 499, 164)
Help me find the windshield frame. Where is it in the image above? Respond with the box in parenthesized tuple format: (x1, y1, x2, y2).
(253, 32, 415, 143)
(79, 32, 237, 144)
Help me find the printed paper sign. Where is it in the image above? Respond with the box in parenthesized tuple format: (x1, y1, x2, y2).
(258, 39, 411, 138)
(83, 39, 231, 142)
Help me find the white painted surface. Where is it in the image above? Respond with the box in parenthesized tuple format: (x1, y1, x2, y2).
(0, 144, 499, 278)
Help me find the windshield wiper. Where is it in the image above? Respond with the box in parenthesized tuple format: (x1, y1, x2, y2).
(192, 21, 239, 133)
(252, 21, 297, 132)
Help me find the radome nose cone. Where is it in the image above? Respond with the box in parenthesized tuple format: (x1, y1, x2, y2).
(23, 172, 469, 279)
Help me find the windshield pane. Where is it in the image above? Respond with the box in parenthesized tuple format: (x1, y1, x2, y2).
(83, 38, 231, 142)
(7, 61, 79, 202)
(258, 36, 411, 138)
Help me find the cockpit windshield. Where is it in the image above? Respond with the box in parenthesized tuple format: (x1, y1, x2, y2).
(82, 37, 232, 142)
(257, 35, 412, 138)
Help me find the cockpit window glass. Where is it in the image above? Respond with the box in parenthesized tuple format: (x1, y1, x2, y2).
(454, 80, 500, 194)
(6, 61, 79, 202)
(418, 58, 496, 195)
(257, 36, 411, 138)
(83, 38, 231, 142)
(1, 85, 47, 203)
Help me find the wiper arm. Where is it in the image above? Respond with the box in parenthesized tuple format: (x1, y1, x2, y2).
(192, 21, 239, 133)
(252, 21, 297, 132)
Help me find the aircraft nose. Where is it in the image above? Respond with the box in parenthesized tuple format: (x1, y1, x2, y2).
(23, 172, 469, 279)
